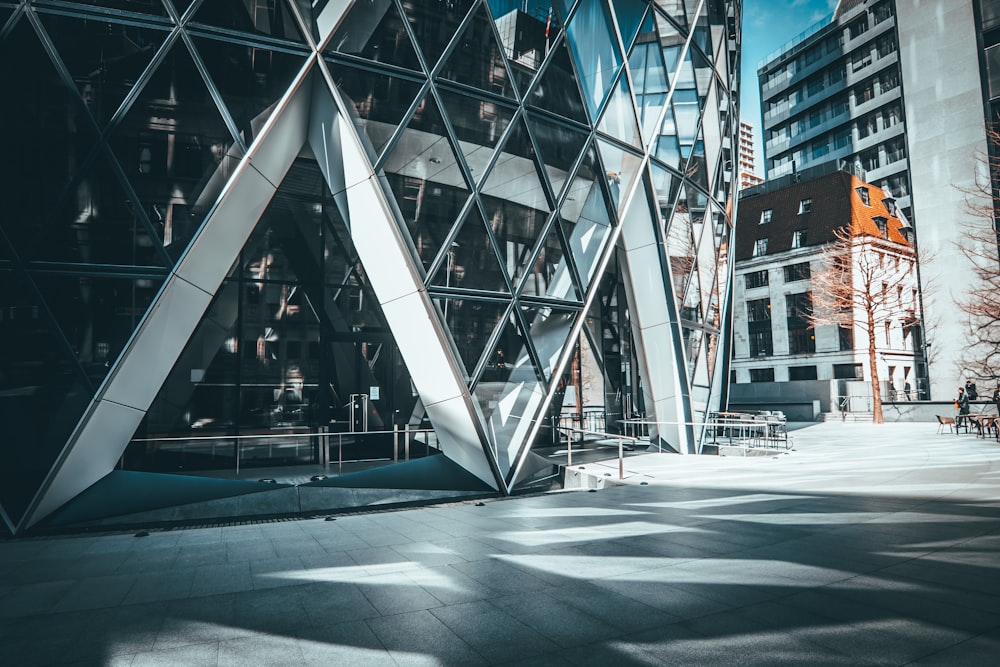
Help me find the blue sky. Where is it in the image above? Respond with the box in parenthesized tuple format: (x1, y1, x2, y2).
(740, 0, 840, 177)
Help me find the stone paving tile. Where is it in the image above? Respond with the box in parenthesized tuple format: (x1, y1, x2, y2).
(2, 422, 1000, 665)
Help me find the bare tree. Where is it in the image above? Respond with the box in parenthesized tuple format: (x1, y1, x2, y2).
(808, 227, 920, 424)
(957, 129, 1000, 380)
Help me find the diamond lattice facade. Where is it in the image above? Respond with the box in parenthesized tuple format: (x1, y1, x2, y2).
(0, 0, 741, 535)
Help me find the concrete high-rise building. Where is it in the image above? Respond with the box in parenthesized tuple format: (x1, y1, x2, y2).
(738, 120, 764, 189)
(0, 0, 742, 536)
(757, 0, 997, 402)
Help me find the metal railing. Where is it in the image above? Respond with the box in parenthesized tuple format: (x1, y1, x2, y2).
(554, 425, 644, 480)
(129, 425, 439, 477)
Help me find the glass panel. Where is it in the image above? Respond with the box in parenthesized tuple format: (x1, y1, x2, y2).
(629, 14, 672, 144)
(691, 41, 714, 102)
(597, 69, 641, 147)
(168, 0, 198, 19)
(672, 88, 700, 146)
(560, 143, 615, 294)
(526, 35, 588, 124)
(400, 0, 475, 72)
(439, 90, 515, 186)
(39, 12, 170, 129)
(439, 3, 516, 99)
(109, 41, 244, 262)
(58, 0, 169, 16)
(435, 296, 509, 381)
(655, 11, 684, 74)
(597, 138, 642, 215)
(481, 114, 549, 203)
(682, 324, 703, 382)
(33, 273, 164, 388)
(193, 38, 308, 146)
(526, 113, 588, 201)
(380, 92, 470, 270)
(473, 310, 544, 470)
(191, 0, 304, 42)
(0, 18, 100, 259)
(331, 64, 424, 163)
(612, 0, 647, 53)
(649, 160, 680, 220)
(327, 0, 421, 72)
(665, 202, 695, 306)
(489, 0, 561, 98)
(557, 0, 622, 121)
(0, 270, 93, 526)
(681, 264, 702, 323)
(521, 303, 577, 380)
(429, 204, 510, 293)
(516, 218, 579, 302)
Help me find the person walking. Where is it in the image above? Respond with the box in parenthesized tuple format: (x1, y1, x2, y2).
(965, 380, 978, 401)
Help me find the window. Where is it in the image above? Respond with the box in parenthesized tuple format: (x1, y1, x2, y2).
(851, 48, 872, 72)
(839, 325, 854, 351)
(791, 230, 807, 249)
(760, 209, 773, 224)
(753, 238, 769, 256)
(812, 142, 829, 159)
(789, 365, 818, 381)
(856, 187, 870, 205)
(745, 270, 769, 289)
(798, 199, 812, 214)
(834, 130, 851, 149)
(786, 292, 815, 354)
(747, 298, 772, 357)
(834, 363, 864, 379)
(873, 216, 888, 237)
(848, 17, 869, 40)
(747, 298, 772, 322)
(750, 368, 775, 383)
(784, 262, 810, 281)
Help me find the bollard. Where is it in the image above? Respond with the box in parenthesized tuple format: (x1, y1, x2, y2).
(393, 423, 398, 462)
(618, 438, 624, 480)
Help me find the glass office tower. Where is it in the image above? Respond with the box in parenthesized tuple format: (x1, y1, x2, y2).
(0, 0, 741, 535)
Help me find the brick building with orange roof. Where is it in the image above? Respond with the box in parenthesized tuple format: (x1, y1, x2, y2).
(729, 169, 923, 418)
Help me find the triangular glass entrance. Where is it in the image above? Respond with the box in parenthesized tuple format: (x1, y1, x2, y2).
(435, 296, 511, 383)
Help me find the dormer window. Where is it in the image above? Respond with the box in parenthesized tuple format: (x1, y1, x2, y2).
(882, 198, 896, 216)
(856, 187, 870, 205)
(798, 198, 812, 214)
(873, 216, 888, 238)
(753, 238, 769, 257)
(760, 209, 773, 224)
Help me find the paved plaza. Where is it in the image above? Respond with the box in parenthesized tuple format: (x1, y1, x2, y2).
(1, 422, 999, 665)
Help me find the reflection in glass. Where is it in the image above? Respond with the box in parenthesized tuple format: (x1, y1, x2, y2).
(598, 70, 642, 147)
(473, 311, 544, 472)
(332, 64, 424, 163)
(429, 204, 511, 294)
(556, 0, 622, 121)
(328, 0, 421, 71)
(527, 114, 588, 201)
(526, 36, 588, 124)
(522, 303, 577, 381)
(193, 38, 308, 146)
(191, 1, 303, 42)
(439, 4, 515, 98)
(0, 270, 93, 525)
(436, 297, 510, 381)
(381, 92, 469, 271)
(109, 42, 244, 261)
(33, 273, 163, 389)
(39, 13, 169, 129)
(439, 90, 515, 186)
(597, 138, 642, 214)
(516, 219, 579, 302)
(401, 0, 475, 71)
(560, 144, 614, 294)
